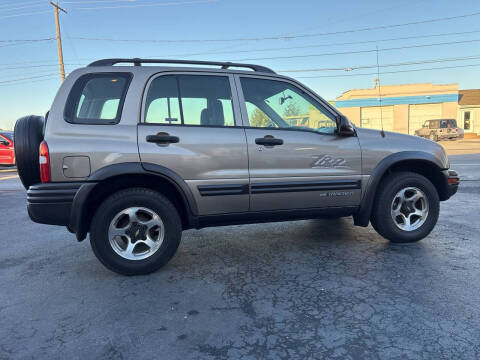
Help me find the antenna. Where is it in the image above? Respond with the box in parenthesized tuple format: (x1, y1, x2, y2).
(376, 45, 385, 138)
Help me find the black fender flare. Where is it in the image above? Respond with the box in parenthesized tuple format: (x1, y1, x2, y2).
(70, 162, 198, 241)
(354, 151, 446, 227)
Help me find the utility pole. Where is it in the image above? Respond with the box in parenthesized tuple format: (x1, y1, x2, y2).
(50, 1, 67, 82)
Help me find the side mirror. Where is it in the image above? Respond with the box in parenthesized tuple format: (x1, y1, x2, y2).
(335, 115, 356, 137)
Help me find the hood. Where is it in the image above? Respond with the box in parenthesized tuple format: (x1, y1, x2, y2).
(355, 127, 449, 172)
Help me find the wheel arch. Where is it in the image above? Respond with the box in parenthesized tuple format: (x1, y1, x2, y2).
(70, 162, 198, 241)
(354, 151, 448, 227)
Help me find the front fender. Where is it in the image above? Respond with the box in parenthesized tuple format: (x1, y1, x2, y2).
(354, 151, 447, 227)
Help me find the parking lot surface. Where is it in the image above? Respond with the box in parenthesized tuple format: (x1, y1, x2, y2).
(1, 155, 480, 359)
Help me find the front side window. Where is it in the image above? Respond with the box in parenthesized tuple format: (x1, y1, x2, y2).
(65, 73, 132, 124)
(145, 75, 235, 127)
(240, 77, 337, 134)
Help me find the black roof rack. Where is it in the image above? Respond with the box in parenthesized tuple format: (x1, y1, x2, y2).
(87, 58, 275, 74)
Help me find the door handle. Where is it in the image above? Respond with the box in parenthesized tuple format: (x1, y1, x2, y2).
(146, 133, 179, 144)
(255, 136, 283, 146)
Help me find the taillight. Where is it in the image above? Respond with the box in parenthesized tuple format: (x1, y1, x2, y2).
(439, 129, 443, 133)
(455, 128, 458, 132)
(39, 141, 51, 183)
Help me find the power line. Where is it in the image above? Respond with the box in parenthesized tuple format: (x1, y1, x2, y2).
(0, 1, 44, 9)
(68, 10, 480, 42)
(63, 0, 140, 3)
(0, 63, 82, 72)
(0, 10, 50, 20)
(73, 0, 217, 10)
(231, 39, 480, 61)
(0, 39, 56, 48)
(144, 30, 480, 57)
(0, 38, 55, 43)
(0, 75, 60, 87)
(0, 73, 60, 84)
(0, 3, 47, 13)
(296, 63, 480, 79)
(279, 55, 480, 72)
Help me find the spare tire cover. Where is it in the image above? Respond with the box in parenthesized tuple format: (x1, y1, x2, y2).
(14, 115, 45, 189)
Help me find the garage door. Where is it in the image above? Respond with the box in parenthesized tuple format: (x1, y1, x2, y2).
(408, 104, 442, 135)
(360, 106, 394, 131)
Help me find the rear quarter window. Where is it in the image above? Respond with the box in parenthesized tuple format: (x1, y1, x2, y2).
(64, 73, 132, 124)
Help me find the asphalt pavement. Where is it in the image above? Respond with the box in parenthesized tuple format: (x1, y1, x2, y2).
(1, 156, 479, 359)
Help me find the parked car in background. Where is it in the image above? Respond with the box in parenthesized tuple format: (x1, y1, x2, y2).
(0, 131, 15, 166)
(457, 126, 465, 139)
(415, 119, 459, 141)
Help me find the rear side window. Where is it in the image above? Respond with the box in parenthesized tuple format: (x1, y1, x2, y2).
(64, 73, 132, 124)
(145, 74, 235, 127)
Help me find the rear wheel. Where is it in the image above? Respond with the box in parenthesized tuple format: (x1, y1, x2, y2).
(90, 188, 182, 275)
(371, 172, 439, 243)
(14, 115, 44, 189)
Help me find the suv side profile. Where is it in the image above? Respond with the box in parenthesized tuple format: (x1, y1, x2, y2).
(15, 59, 459, 275)
(415, 119, 460, 141)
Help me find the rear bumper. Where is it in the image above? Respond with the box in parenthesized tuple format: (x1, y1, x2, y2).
(27, 183, 84, 226)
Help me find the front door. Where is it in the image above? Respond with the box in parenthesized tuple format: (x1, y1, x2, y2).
(138, 73, 249, 215)
(236, 75, 362, 212)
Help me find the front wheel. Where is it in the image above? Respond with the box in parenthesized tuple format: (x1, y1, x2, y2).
(90, 188, 182, 275)
(371, 172, 439, 243)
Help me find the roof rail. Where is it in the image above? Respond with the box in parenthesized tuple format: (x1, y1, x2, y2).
(87, 58, 275, 74)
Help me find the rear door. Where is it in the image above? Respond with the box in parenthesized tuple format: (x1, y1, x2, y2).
(236, 75, 362, 212)
(137, 72, 249, 215)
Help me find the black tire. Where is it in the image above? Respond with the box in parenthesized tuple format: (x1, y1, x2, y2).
(371, 172, 439, 243)
(14, 115, 44, 189)
(90, 188, 182, 275)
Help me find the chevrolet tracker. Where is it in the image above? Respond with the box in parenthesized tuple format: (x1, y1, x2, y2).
(14, 58, 460, 275)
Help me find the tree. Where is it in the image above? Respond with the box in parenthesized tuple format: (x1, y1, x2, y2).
(250, 108, 272, 128)
(283, 101, 302, 117)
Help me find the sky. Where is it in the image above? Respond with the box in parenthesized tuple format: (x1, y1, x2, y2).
(0, 0, 479, 130)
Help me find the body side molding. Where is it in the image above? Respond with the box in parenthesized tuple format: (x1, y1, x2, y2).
(251, 179, 361, 194)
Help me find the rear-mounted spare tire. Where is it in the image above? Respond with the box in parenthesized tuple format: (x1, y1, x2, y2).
(14, 115, 45, 189)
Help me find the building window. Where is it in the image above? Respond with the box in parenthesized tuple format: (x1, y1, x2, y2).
(464, 111, 471, 130)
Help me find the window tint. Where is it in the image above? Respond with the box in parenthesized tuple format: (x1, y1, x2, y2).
(145, 75, 181, 124)
(240, 77, 337, 134)
(65, 73, 132, 124)
(145, 75, 235, 127)
(245, 102, 277, 128)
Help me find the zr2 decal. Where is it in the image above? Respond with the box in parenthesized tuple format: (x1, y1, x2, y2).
(311, 155, 349, 169)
